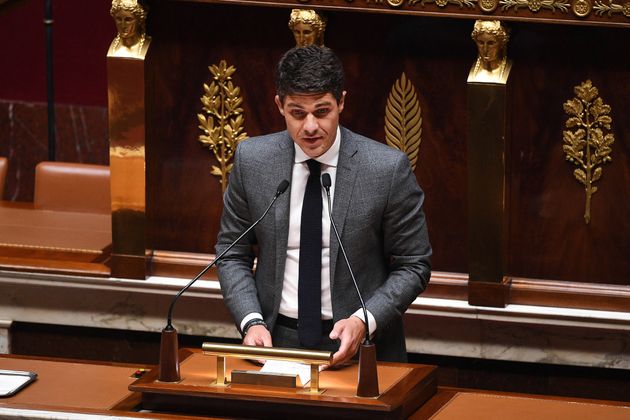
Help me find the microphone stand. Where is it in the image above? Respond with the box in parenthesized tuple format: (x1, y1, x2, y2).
(322, 174, 379, 398)
(44, 0, 56, 161)
(158, 180, 289, 382)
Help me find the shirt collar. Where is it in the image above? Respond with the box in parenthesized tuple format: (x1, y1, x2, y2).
(293, 126, 340, 168)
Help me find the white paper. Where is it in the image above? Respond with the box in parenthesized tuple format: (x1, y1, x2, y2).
(0, 373, 31, 395)
(260, 360, 312, 386)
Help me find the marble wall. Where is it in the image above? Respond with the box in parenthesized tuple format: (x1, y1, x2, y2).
(0, 100, 109, 202)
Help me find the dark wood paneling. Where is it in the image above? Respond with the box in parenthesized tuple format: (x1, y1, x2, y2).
(409, 354, 630, 403)
(145, 5, 470, 273)
(146, 3, 288, 254)
(10, 322, 239, 365)
(468, 278, 511, 307)
(510, 277, 630, 311)
(506, 24, 630, 285)
(144, 3, 629, 289)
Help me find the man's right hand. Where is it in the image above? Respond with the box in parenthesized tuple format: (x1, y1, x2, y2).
(243, 324, 273, 347)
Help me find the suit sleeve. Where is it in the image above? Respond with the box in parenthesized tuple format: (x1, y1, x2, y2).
(215, 145, 263, 328)
(365, 153, 432, 331)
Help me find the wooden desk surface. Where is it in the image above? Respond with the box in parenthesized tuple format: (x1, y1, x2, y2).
(1, 352, 629, 419)
(428, 392, 630, 420)
(0, 355, 138, 410)
(0, 202, 111, 274)
(412, 387, 630, 420)
(131, 348, 437, 419)
(0, 205, 111, 251)
(0, 355, 225, 419)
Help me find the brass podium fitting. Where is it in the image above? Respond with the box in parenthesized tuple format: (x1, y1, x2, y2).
(202, 342, 333, 394)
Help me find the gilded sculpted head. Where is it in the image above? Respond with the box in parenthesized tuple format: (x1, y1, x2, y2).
(110, 0, 148, 56)
(288, 9, 327, 47)
(469, 20, 511, 83)
(471, 20, 509, 71)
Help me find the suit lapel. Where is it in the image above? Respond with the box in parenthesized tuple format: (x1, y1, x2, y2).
(329, 127, 359, 291)
(273, 132, 294, 312)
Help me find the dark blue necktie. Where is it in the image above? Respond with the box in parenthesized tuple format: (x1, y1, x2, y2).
(298, 159, 323, 348)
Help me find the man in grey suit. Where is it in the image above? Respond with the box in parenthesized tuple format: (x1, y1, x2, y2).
(216, 45, 431, 366)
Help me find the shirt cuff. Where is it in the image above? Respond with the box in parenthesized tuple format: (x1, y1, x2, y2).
(351, 309, 377, 336)
(240, 312, 264, 333)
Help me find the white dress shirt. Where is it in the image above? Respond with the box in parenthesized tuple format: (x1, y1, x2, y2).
(279, 127, 339, 320)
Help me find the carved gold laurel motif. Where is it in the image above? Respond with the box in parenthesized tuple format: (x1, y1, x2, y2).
(198, 60, 248, 193)
(500, 0, 570, 11)
(563, 80, 614, 224)
(409, 0, 477, 7)
(385, 73, 422, 171)
(593, 0, 630, 16)
(348, 0, 630, 14)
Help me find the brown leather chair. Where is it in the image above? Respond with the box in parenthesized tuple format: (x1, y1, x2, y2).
(0, 157, 7, 200)
(34, 161, 111, 214)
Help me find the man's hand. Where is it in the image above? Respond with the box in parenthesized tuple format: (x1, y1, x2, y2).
(329, 316, 366, 367)
(243, 324, 272, 347)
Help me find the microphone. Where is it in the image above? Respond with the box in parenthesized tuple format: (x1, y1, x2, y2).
(321, 173, 370, 345)
(321, 173, 379, 397)
(158, 179, 290, 382)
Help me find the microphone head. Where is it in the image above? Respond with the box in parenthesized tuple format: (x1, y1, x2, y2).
(277, 179, 290, 194)
(321, 173, 332, 188)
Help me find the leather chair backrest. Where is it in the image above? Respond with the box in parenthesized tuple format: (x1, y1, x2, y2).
(0, 157, 7, 200)
(34, 161, 111, 214)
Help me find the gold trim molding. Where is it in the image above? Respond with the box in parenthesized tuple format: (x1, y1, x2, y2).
(593, 0, 630, 16)
(562, 80, 615, 224)
(299, 0, 630, 20)
(385, 72, 422, 171)
(500, 0, 570, 12)
(198, 60, 248, 193)
(409, 0, 477, 7)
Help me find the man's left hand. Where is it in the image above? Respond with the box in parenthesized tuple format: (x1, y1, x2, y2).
(329, 316, 366, 366)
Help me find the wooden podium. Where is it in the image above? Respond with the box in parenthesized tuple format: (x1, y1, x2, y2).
(129, 348, 437, 419)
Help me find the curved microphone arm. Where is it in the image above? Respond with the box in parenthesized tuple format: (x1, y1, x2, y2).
(165, 180, 289, 329)
(322, 174, 371, 345)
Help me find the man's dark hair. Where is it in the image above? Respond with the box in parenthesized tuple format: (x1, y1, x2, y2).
(275, 45, 345, 103)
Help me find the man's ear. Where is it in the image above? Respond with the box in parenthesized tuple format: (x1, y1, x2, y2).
(274, 95, 285, 116)
(338, 91, 347, 114)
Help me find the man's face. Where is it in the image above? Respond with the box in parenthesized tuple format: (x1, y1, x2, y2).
(275, 92, 345, 158)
